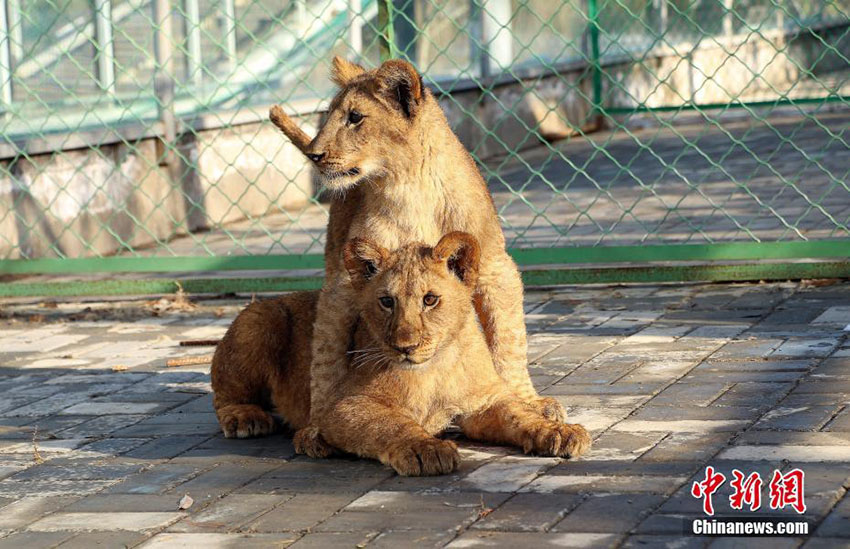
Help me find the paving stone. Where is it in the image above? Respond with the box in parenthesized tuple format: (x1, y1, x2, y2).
(631, 406, 760, 422)
(56, 531, 149, 548)
(0, 496, 79, 530)
(0, 479, 118, 497)
(58, 402, 163, 415)
(167, 494, 284, 533)
(772, 339, 839, 358)
(111, 420, 221, 437)
(53, 415, 149, 438)
(707, 537, 803, 549)
(234, 460, 389, 495)
(824, 408, 850, 431)
(140, 532, 298, 548)
(711, 339, 784, 359)
(683, 370, 807, 383)
(639, 432, 733, 463)
(649, 383, 732, 407)
(103, 464, 205, 495)
(288, 532, 375, 548)
(0, 531, 77, 548)
(27, 512, 181, 532)
(734, 430, 850, 446)
(471, 493, 583, 532)
(552, 494, 664, 533)
(165, 462, 281, 502)
(583, 431, 668, 461)
(612, 419, 750, 433)
(315, 491, 510, 533)
(793, 463, 850, 499)
(123, 435, 211, 460)
(753, 405, 843, 431)
(803, 539, 850, 548)
(617, 360, 697, 384)
(718, 445, 850, 462)
(368, 530, 457, 548)
(544, 382, 661, 396)
(562, 407, 635, 434)
(792, 380, 850, 394)
(521, 474, 686, 495)
(446, 531, 621, 548)
(696, 358, 814, 372)
(546, 394, 651, 408)
(552, 461, 701, 478)
(64, 494, 199, 513)
(620, 535, 708, 548)
(244, 493, 360, 533)
(635, 512, 695, 534)
(174, 438, 296, 462)
(74, 438, 150, 458)
(460, 457, 556, 493)
(815, 493, 850, 537)
(711, 382, 795, 408)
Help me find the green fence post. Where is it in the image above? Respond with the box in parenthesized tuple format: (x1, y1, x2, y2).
(377, 0, 396, 61)
(393, 0, 417, 63)
(587, 0, 603, 126)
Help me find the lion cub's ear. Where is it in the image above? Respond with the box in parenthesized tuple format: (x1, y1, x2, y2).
(375, 59, 424, 118)
(331, 56, 366, 87)
(343, 238, 390, 288)
(431, 232, 480, 288)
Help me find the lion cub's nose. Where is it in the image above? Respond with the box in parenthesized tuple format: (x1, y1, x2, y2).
(392, 343, 420, 356)
(306, 152, 325, 163)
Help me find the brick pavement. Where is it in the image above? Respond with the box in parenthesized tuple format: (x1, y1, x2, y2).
(0, 281, 848, 547)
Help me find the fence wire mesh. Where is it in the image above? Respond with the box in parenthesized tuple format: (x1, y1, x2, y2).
(0, 0, 848, 272)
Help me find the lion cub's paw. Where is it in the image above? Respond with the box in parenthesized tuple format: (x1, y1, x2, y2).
(531, 396, 568, 423)
(385, 438, 460, 476)
(293, 426, 335, 458)
(521, 421, 591, 459)
(217, 404, 275, 439)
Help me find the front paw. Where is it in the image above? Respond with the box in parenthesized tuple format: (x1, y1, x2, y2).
(531, 397, 567, 422)
(385, 438, 460, 476)
(293, 425, 334, 458)
(217, 405, 275, 439)
(520, 421, 591, 459)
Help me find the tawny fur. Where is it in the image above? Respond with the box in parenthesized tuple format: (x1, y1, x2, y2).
(211, 233, 591, 475)
(268, 57, 567, 454)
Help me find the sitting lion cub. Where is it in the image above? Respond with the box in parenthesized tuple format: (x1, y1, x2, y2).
(211, 233, 591, 475)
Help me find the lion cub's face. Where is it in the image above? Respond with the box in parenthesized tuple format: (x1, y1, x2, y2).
(344, 233, 480, 369)
(305, 57, 426, 191)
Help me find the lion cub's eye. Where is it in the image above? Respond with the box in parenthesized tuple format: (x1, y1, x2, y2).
(348, 110, 364, 124)
(378, 296, 394, 310)
(423, 293, 439, 307)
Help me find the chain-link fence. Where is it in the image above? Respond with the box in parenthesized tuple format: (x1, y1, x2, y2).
(1, 1, 848, 292)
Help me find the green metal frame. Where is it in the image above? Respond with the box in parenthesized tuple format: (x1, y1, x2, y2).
(1, 240, 848, 275)
(2, 261, 848, 298)
(1, 241, 848, 297)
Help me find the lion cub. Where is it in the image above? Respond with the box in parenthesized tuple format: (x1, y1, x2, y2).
(211, 233, 591, 475)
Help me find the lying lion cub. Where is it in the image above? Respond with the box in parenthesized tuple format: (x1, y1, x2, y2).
(211, 233, 591, 475)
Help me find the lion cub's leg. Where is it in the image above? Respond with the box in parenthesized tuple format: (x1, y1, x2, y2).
(211, 298, 293, 439)
(319, 395, 460, 476)
(459, 397, 591, 459)
(294, 281, 359, 455)
(475, 254, 567, 422)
